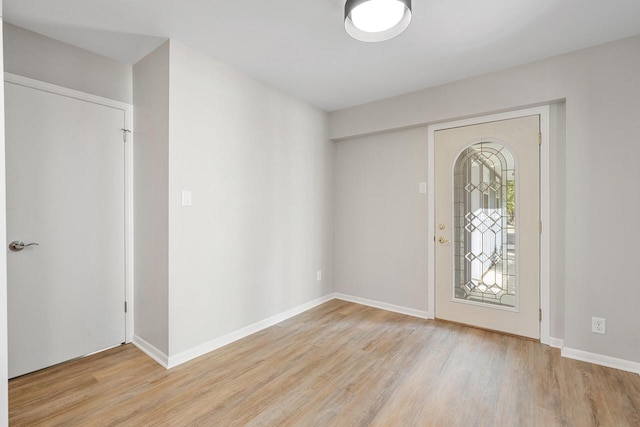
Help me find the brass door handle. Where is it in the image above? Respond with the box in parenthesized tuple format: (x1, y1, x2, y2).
(438, 236, 450, 244)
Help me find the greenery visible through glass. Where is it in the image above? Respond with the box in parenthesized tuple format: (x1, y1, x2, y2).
(506, 180, 515, 225)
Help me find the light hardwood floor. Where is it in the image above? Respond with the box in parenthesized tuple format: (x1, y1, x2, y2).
(9, 300, 640, 426)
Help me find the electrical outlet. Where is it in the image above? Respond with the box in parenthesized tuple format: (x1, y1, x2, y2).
(316, 271, 322, 281)
(592, 317, 606, 335)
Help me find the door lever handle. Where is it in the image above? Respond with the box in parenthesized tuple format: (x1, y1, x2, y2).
(438, 236, 450, 244)
(8, 241, 39, 252)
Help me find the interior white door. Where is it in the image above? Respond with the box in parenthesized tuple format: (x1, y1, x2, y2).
(434, 115, 540, 339)
(6, 81, 126, 378)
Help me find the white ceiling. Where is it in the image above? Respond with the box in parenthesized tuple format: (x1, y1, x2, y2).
(5, 0, 640, 111)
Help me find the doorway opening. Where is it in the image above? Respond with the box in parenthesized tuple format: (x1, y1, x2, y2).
(427, 106, 551, 343)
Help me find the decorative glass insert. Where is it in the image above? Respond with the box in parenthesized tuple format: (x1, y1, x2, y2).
(454, 141, 516, 307)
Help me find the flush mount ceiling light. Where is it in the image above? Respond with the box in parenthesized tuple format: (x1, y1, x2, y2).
(344, 0, 412, 42)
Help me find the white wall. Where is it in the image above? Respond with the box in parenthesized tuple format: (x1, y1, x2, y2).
(330, 36, 640, 364)
(548, 103, 566, 340)
(132, 42, 170, 355)
(334, 127, 428, 310)
(3, 23, 132, 104)
(167, 41, 333, 356)
(132, 40, 334, 360)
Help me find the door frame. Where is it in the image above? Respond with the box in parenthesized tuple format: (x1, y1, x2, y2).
(4, 72, 135, 344)
(427, 106, 550, 344)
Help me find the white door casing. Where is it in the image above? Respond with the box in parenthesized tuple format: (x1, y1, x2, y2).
(0, 15, 9, 426)
(5, 75, 133, 378)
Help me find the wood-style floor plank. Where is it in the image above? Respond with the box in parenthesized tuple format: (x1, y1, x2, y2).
(9, 300, 640, 426)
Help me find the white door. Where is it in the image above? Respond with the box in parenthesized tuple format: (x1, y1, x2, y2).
(6, 81, 126, 378)
(434, 115, 540, 339)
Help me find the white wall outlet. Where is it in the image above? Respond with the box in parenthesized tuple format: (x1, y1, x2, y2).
(316, 271, 322, 281)
(419, 182, 427, 194)
(592, 317, 606, 334)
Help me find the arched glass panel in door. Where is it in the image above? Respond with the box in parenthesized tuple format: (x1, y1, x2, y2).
(453, 141, 516, 308)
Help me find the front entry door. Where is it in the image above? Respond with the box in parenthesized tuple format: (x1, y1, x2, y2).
(434, 115, 540, 339)
(6, 80, 126, 378)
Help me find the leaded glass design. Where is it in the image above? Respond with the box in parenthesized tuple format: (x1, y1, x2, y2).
(454, 141, 516, 307)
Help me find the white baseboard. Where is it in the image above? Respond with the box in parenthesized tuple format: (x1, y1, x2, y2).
(548, 337, 564, 349)
(561, 346, 640, 375)
(133, 295, 640, 377)
(334, 293, 429, 319)
(166, 294, 335, 368)
(132, 335, 169, 369)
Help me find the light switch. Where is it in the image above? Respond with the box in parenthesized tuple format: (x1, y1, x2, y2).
(419, 182, 427, 194)
(181, 190, 192, 207)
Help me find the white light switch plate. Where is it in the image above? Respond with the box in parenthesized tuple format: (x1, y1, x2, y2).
(419, 182, 427, 194)
(181, 190, 192, 207)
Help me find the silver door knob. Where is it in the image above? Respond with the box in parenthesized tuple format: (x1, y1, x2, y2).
(8, 241, 39, 252)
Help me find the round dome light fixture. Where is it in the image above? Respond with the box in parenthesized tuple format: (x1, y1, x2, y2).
(344, 0, 412, 42)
